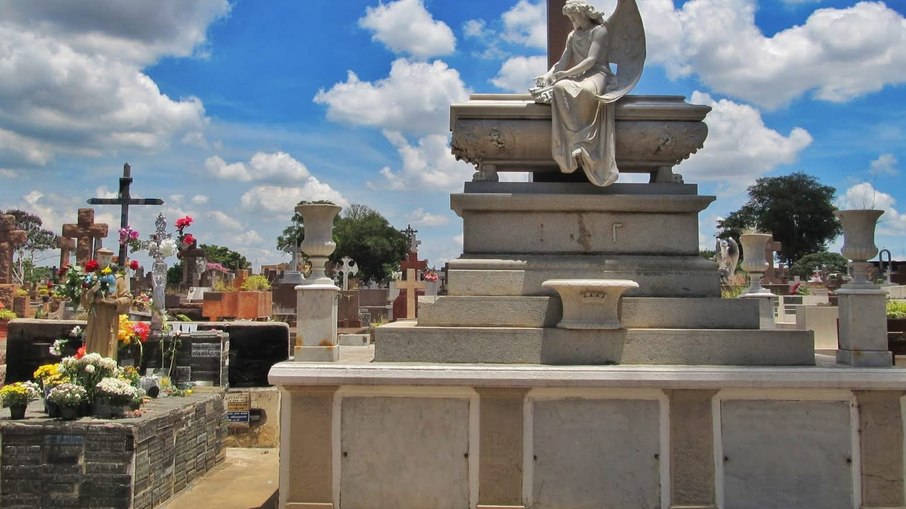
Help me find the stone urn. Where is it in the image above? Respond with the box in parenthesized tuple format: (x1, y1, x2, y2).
(297, 203, 342, 285)
(739, 233, 774, 297)
(834, 209, 884, 287)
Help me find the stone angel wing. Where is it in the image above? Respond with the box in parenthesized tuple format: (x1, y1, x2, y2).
(597, 0, 647, 104)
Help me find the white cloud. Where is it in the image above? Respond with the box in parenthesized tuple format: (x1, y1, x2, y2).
(406, 208, 450, 227)
(492, 55, 547, 92)
(233, 230, 264, 247)
(358, 0, 455, 58)
(207, 210, 242, 231)
(314, 59, 470, 136)
(870, 153, 898, 176)
(94, 186, 118, 199)
(240, 183, 348, 218)
(840, 182, 906, 236)
(677, 92, 813, 193)
(0, 169, 19, 178)
(0, 1, 226, 167)
(205, 151, 313, 183)
(191, 194, 209, 205)
(654, 0, 906, 109)
(463, 19, 489, 39)
(372, 131, 474, 191)
(501, 0, 547, 50)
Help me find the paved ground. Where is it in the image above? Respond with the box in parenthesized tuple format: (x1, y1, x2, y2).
(161, 448, 279, 509)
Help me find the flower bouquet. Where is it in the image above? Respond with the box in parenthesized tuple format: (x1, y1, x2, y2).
(0, 381, 41, 419)
(60, 353, 120, 402)
(93, 377, 139, 418)
(117, 315, 150, 367)
(47, 383, 88, 420)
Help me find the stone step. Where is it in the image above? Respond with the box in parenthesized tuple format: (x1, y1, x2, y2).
(418, 296, 760, 329)
(374, 322, 814, 366)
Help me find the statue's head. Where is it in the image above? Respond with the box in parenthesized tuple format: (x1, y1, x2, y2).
(96, 248, 114, 269)
(562, 0, 605, 26)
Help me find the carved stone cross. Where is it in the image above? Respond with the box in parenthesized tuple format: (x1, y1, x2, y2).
(87, 163, 164, 263)
(764, 239, 783, 283)
(62, 208, 108, 265)
(402, 224, 421, 252)
(56, 236, 75, 270)
(180, 241, 206, 286)
(397, 268, 427, 319)
(338, 256, 358, 291)
(0, 214, 27, 284)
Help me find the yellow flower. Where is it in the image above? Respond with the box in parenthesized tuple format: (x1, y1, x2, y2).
(102, 266, 112, 274)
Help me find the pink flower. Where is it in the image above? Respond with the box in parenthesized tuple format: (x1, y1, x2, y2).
(182, 233, 196, 246)
(175, 216, 193, 232)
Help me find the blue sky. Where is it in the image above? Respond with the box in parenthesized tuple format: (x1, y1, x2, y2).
(1, 0, 905, 273)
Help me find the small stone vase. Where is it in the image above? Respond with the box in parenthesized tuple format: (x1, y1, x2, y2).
(59, 405, 80, 421)
(297, 203, 342, 284)
(834, 209, 884, 286)
(8, 404, 26, 420)
(92, 401, 126, 419)
(739, 233, 773, 297)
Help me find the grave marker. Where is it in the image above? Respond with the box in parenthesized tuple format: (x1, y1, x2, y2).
(62, 208, 108, 264)
(0, 214, 27, 284)
(87, 163, 163, 263)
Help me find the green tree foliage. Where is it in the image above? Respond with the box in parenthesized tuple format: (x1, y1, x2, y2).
(277, 203, 409, 284)
(716, 172, 842, 266)
(200, 244, 250, 272)
(4, 209, 57, 284)
(790, 252, 849, 279)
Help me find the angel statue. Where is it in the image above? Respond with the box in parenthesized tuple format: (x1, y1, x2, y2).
(531, 0, 646, 187)
(714, 238, 740, 282)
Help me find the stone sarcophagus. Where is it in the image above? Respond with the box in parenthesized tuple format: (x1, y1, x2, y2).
(450, 94, 710, 183)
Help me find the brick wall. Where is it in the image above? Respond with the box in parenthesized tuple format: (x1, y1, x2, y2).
(0, 392, 226, 508)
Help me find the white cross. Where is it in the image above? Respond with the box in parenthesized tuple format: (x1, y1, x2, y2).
(338, 256, 358, 291)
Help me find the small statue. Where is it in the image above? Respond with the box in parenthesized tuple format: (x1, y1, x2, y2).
(81, 248, 132, 359)
(714, 238, 740, 282)
(532, 0, 646, 187)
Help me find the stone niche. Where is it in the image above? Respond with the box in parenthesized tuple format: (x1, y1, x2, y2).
(0, 393, 226, 509)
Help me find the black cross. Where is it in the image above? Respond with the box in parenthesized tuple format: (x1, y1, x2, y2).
(88, 163, 164, 263)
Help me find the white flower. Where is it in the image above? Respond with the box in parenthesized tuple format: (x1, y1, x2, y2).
(70, 326, 82, 338)
(85, 365, 95, 374)
(159, 238, 178, 257)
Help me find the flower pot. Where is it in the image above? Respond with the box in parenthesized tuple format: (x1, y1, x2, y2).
(835, 209, 884, 286)
(739, 233, 773, 296)
(92, 401, 126, 419)
(297, 203, 341, 284)
(45, 400, 62, 418)
(8, 405, 26, 420)
(59, 405, 80, 421)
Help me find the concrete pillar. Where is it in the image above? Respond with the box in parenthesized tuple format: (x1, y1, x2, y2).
(837, 289, 892, 367)
(856, 390, 905, 507)
(667, 389, 718, 509)
(279, 386, 338, 509)
(477, 388, 528, 509)
(295, 283, 340, 362)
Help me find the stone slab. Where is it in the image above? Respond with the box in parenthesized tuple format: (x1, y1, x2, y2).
(340, 397, 470, 509)
(337, 333, 370, 346)
(374, 322, 815, 366)
(419, 296, 759, 329)
(720, 399, 853, 509)
(531, 398, 661, 508)
(446, 255, 720, 298)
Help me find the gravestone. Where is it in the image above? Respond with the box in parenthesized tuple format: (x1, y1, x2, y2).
(86, 163, 164, 263)
(338, 290, 361, 328)
(56, 236, 75, 270)
(62, 208, 108, 264)
(0, 214, 27, 284)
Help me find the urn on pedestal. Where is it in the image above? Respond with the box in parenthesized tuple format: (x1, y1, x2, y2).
(739, 233, 774, 297)
(295, 203, 342, 362)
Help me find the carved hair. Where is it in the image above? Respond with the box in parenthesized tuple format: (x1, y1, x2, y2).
(562, 0, 605, 25)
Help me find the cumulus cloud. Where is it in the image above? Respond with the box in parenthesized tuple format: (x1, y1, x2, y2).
(371, 131, 474, 191)
(207, 210, 242, 231)
(502, 0, 547, 49)
(314, 59, 470, 136)
(840, 182, 906, 236)
(870, 153, 898, 176)
(191, 194, 209, 205)
(205, 151, 311, 183)
(0, 1, 226, 167)
(406, 208, 450, 227)
(240, 184, 348, 218)
(0, 169, 19, 178)
(492, 55, 547, 92)
(358, 0, 455, 58)
(677, 92, 813, 192)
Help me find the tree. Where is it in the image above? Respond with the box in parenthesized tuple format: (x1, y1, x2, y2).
(716, 173, 842, 266)
(200, 244, 250, 272)
(4, 209, 57, 284)
(790, 252, 848, 279)
(277, 203, 409, 284)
